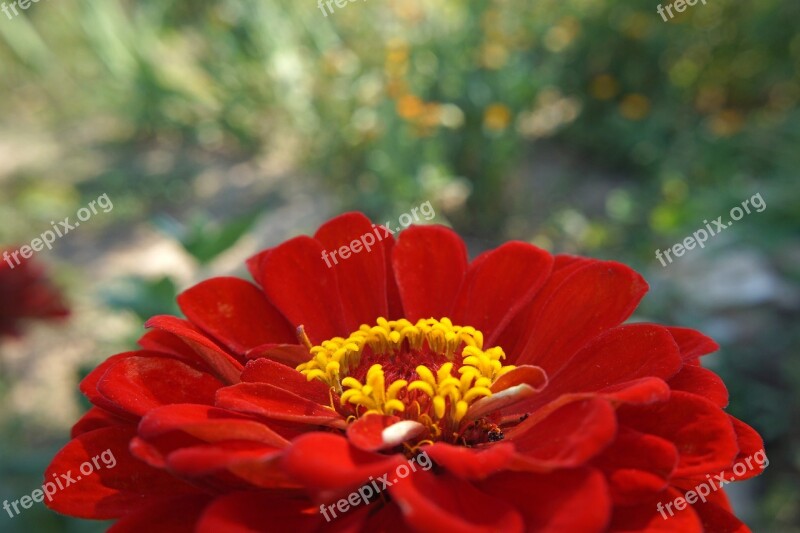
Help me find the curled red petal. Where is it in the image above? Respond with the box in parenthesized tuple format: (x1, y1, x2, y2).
(490, 364, 548, 393)
(138, 404, 289, 448)
(215, 383, 345, 428)
(244, 343, 311, 366)
(239, 358, 330, 405)
(96, 356, 223, 418)
(145, 315, 243, 384)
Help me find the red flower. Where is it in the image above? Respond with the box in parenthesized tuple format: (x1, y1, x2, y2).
(0, 250, 69, 338)
(45, 213, 765, 532)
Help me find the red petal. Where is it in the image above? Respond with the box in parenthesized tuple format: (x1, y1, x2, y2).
(666, 326, 720, 362)
(389, 470, 524, 533)
(177, 277, 295, 355)
(281, 432, 407, 493)
(196, 492, 325, 533)
(527, 324, 682, 409)
(166, 443, 282, 477)
(346, 414, 425, 451)
(496, 255, 597, 359)
(600, 377, 672, 406)
(716, 416, 767, 482)
(618, 391, 739, 479)
(215, 383, 345, 427)
(80, 353, 140, 419)
(592, 427, 679, 504)
(480, 468, 611, 533)
(71, 407, 131, 438)
(314, 212, 390, 330)
(145, 315, 243, 384)
(45, 426, 201, 519)
(250, 236, 348, 344)
(381, 232, 405, 319)
(668, 365, 729, 408)
(691, 496, 752, 533)
(240, 358, 331, 405)
(96, 356, 223, 418)
(610, 488, 704, 532)
(507, 397, 617, 471)
(138, 404, 289, 448)
(138, 329, 208, 364)
(392, 225, 468, 321)
(513, 261, 648, 370)
(245, 343, 311, 366)
(490, 365, 548, 393)
(451, 241, 553, 345)
(423, 442, 515, 479)
(108, 495, 211, 533)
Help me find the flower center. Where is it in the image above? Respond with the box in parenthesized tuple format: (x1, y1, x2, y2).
(297, 317, 515, 443)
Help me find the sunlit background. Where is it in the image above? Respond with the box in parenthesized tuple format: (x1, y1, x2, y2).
(1, 0, 798, 530)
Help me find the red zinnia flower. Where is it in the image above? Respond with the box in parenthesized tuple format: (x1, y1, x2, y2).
(45, 213, 765, 532)
(0, 250, 69, 338)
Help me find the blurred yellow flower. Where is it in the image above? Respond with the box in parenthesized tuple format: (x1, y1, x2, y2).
(483, 104, 512, 131)
(385, 39, 410, 77)
(481, 43, 510, 70)
(619, 94, 651, 120)
(590, 74, 619, 100)
(544, 17, 580, 53)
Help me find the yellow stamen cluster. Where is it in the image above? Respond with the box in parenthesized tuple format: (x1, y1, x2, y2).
(297, 318, 515, 427)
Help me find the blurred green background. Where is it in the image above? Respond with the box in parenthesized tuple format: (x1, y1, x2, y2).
(1, 0, 798, 530)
